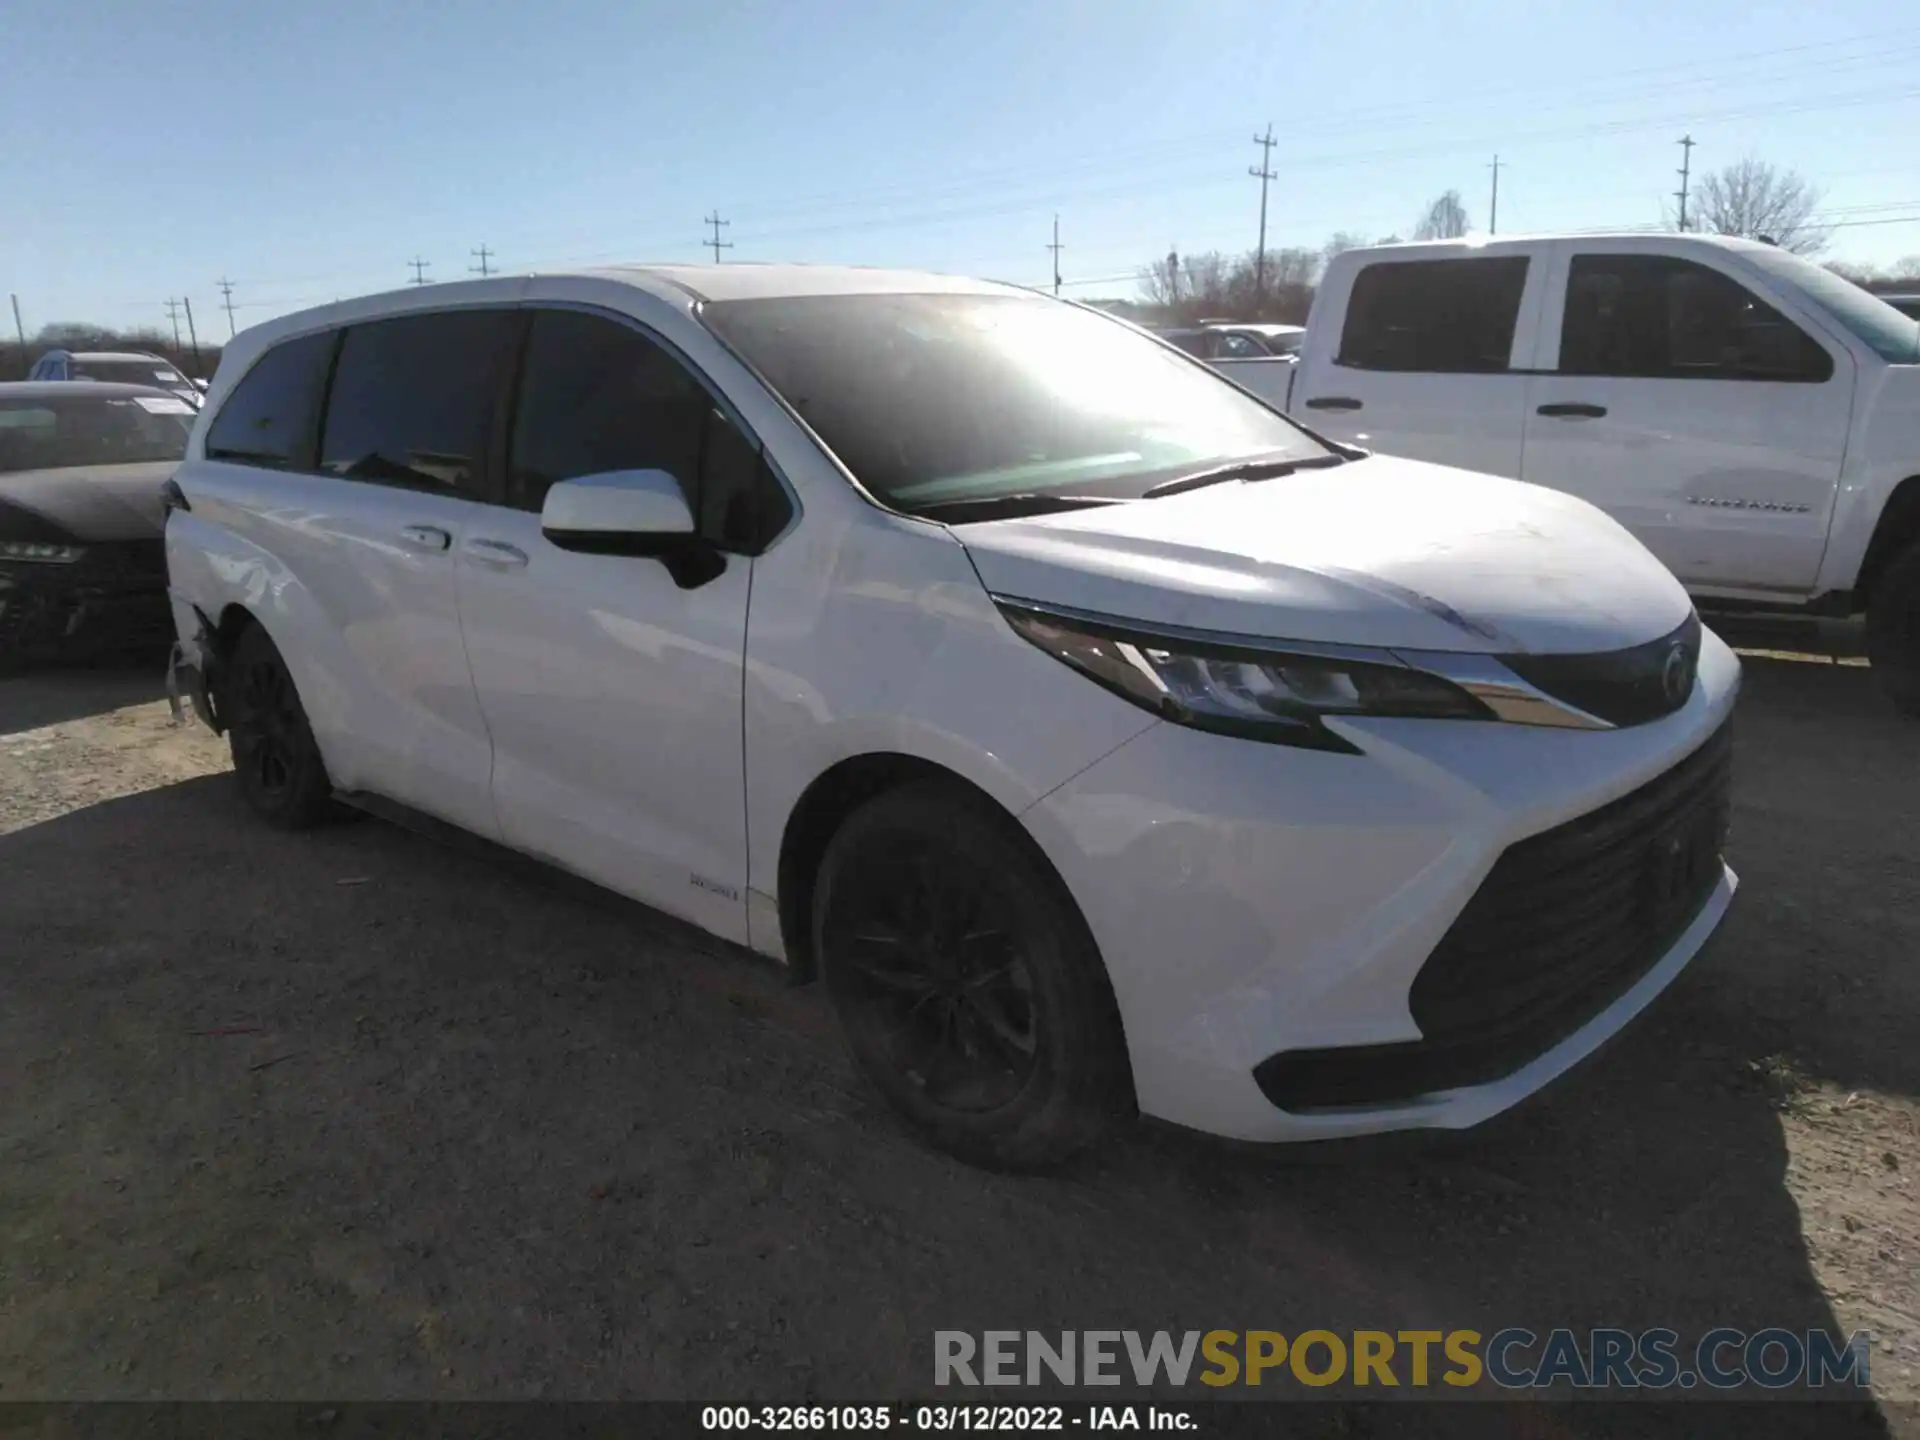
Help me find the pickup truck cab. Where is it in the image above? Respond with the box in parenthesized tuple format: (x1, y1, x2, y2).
(1284, 234, 1920, 709)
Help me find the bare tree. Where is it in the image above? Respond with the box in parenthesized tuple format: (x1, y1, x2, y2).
(1322, 231, 1370, 264)
(1412, 191, 1470, 241)
(1690, 158, 1830, 255)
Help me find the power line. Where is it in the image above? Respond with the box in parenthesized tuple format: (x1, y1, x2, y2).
(1249, 126, 1277, 294)
(1488, 155, 1505, 234)
(704, 211, 733, 263)
(1675, 135, 1697, 231)
(217, 278, 237, 337)
(470, 244, 494, 277)
(1048, 215, 1064, 296)
(408, 257, 431, 286)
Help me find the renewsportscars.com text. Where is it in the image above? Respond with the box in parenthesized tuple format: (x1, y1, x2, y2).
(934, 1328, 1871, 1391)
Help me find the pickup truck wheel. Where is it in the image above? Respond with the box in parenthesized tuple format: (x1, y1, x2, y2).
(1866, 542, 1920, 716)
(221, 625, 336, 828)
(812, 782, 1133, 1170)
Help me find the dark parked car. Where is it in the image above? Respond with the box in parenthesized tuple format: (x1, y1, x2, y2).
(1880, 293, 1920, 321)
(27, 349, 205, 407)
(0, 382, 194, 664)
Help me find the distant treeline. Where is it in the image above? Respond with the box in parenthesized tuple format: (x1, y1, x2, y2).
(2, 324, 223, 383)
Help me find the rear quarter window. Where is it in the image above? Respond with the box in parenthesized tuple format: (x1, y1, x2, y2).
(205, 330, 339, 470)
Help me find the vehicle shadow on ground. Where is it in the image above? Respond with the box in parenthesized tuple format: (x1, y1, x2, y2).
(0, 656, 169, 736)
(0, 660, 1904, 1437)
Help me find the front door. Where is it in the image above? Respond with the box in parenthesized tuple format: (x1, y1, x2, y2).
(1521, 242, 1853, 594)
(455, 306, 756, 942)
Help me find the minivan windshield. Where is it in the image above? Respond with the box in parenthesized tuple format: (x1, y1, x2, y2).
(1741, 247, 1920, 363)
(701, 292, 1329, 518)
(0, 394, 193, 473)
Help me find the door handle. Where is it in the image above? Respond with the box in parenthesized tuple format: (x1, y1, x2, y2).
(462, 537, 529, 569)
(1536, 402, 1609, 419)
(398, 525, 451, 552)
(1304, 396, 1363, 411)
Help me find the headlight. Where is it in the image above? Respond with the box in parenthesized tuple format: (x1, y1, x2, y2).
(0, 540, 85, 564)
(999, 601, 1493, 752)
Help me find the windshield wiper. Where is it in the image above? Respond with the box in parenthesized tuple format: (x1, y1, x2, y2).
(907, 493, 1127, 524)
(1142, 451, 1348, 500)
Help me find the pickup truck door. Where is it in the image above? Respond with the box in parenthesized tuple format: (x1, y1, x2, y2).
(1288, 245, 1552, 477)
(1520, 239, 1853, 594)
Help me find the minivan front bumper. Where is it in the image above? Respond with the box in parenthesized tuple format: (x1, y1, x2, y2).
(1020, 628, 1742, 1142)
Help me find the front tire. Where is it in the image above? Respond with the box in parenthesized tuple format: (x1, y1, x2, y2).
(220, 623, 336, 828)
(812, 782, 1133, 1169)
(1866, 541, 1920, 716)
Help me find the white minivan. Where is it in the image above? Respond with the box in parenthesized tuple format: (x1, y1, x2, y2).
(165, 265, 1738, 1166)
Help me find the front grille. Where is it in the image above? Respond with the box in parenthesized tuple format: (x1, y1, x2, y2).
(1499, 613, 1702, 727)
(1254, 721, 1732, 1112)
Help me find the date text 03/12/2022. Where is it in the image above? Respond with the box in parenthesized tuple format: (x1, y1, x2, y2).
(701, 1406, 1193, 1432)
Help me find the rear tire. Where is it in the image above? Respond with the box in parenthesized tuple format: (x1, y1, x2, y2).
(220, 623, 336, 828)
(812, 781, 1133, 1169)
(1866, 541, 1920, 716)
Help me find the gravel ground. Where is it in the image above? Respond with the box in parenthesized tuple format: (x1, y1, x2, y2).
(0, 647, 1914, 1436)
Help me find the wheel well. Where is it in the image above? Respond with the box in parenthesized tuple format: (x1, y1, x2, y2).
(776, 754, 1018, 981)
(211, 602, 258, 657)
(1858, 475, 1920, 607)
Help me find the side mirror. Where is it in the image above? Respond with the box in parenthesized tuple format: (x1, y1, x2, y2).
(192, 378, 211, 392)
(540, 469, 723, 589)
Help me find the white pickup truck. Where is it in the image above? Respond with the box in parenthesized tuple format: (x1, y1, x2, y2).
(1264, 233, 1920, 709)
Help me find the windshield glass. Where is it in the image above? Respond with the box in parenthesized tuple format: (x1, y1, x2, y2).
(1741, 248, 1920, 363)
(701, 292, 1327, 516)
(0, 394, 193, 473)
(70, 358, 191, 388)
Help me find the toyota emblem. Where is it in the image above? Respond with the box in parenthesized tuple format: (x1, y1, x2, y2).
(1661, 643, 1695, 706)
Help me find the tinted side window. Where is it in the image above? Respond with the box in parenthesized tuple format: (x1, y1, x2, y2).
(1215, 333, 1265, 358)
(1560, 255, 1833, 382)
(204, 329, 337, 469)
(508, 309, 793, 550)
(1338, 257, 1530, 373)
(319, 310, 518, 495)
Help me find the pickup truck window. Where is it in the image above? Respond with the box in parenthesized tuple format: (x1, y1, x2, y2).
(1337, 257, 1529, 373)
(1739, 246, 1920, 364)
(204, 329, 338, 471)
(1560, 254, 1833, 383)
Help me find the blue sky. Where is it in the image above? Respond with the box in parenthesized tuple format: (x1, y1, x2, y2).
(6, 0, 1919, 338)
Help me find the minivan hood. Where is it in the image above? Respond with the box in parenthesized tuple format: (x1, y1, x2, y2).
(956, 456, 1693, 655)
(0, 461, 176, 542)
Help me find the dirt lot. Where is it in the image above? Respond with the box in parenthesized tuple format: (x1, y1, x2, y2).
(1, 646, 1915, 1435)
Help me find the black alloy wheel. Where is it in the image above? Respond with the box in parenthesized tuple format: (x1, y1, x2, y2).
(813, 782, 1132, 1168)
(223, 623, 336, 828)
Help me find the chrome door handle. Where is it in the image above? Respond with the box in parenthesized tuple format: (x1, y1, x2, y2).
(463, 537, 529, 569)
(398, 525, 452, 552)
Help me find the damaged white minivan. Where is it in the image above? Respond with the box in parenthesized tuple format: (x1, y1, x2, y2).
(164, 264, 1739, 1167)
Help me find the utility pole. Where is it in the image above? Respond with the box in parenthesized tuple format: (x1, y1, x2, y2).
(470, 244, 494, 277)
(1674, 135, 1696, 232)
(182, 296, 203, 373)
(408, 257, 431, 286)
(164, 298, 183, 349)
(1488, 155, 1505, 234)
(1249, 126, 1277, 298)
(1048, 215, 1064, 296)
(10, 294, 25, 351)
(704, 212, 733, 263)
(217, 278, 238, 337)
